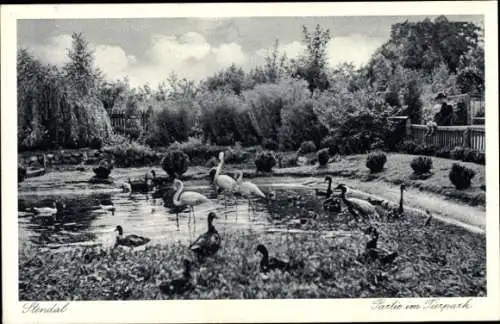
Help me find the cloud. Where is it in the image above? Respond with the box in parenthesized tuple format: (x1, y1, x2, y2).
(213, 42, 247, 67)
(94, 45, 136, 80)
(327, 34, 386, 67)
(31, 34, 72, 66)
(27, 31, 384, 88)
(255, 35, 385, 68)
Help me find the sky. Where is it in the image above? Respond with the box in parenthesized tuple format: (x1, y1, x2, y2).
(18, 15, 483, 88)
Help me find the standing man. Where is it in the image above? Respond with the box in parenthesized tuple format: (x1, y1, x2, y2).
(433, 93, 455, 126)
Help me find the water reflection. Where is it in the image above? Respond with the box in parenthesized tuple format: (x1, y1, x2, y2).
(18, 167, 339, 250)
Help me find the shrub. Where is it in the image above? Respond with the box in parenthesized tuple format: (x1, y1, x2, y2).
(255, 150, 277, 173)
(89, 137, 103, 150)
(449, 163, 476, 189)
(462, 148, 477, 163)
(161, 150, 190, 178)
(277, 152, 298, 168)
(262, 138, 279, 151)
(435, 148, 451, 158)
(317, 148, 330, 167)
(474, 151, 486, 165)
(205, 156, 219, 168)
(450, 146, 466, 161)
(320, 136, 339, 155)
(297, 141, 317, 155)
(366, 152, 387, 173)
(397, 140, 418, 155)
(102, 142, 157, 167)
(225, 143, 250, 164)
(410, 156, 433, 174)
(414, 144, 437, 156)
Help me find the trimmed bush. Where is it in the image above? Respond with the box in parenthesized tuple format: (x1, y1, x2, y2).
(410, 156, 433, 174)
(161, 150, 190, 178)
(262, 138, 279, 151)
(449, 163, 476, 189)
(366, 152, 387, 173)
(317, 148, 330, 167)
(89, 137, 103, 150)
(297, 141, 317, 155)
(255, 150, 277, 173)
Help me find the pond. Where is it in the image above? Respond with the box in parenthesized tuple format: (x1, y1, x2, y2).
(18, 167, 344, 251)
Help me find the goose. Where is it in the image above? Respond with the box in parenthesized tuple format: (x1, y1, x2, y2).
(172, 179, 210, 224)
(424, 210, 433, 227)
(233, 170, 266, 216)
(128, 174, 154, 193)
(18, 164, 27, 183)
(114, 225, 150, 248)
(315, 176, 333, 198)
(211, 152, 237, 215)
(361, 227, 398, 266)
(255, 244, 304, 273)
(99, 199, 116, 215)
(397, 184, 407, 215)
(189, 212, 221, 259)
(335, 184, 379, 221)
(159, 259, 193, 296)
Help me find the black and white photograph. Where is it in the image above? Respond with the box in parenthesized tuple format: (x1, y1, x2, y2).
(2, 2, 499, 323)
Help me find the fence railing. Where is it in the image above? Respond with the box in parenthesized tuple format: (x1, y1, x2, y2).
(408, 124, 485, 152)
(110, 112, 151, 133)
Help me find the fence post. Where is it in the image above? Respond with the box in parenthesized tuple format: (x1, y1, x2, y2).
(462, 127, 471, 148)
(405, 117, 411, 137)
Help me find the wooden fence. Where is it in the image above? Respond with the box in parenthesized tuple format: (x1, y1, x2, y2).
(408, 124, 485, 152)
(110, 112, 151, 133)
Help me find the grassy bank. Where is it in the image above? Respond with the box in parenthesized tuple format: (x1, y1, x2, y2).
(177, 152, 485, 208)
(19, 207, 485, 300)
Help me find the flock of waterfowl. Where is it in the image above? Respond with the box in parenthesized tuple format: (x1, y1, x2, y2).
(22, 150, 435, 297)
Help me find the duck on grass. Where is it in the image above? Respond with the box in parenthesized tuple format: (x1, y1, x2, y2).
(19, 206, 485, 300)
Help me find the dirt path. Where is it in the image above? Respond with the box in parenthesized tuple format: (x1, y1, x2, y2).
(246, 175, 486, 235)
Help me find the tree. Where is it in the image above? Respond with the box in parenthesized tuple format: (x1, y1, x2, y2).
(292, 24, 331, 93)
(63, 32, 102, 96)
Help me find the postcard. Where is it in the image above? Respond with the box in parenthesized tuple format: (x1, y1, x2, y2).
(2, 1, 499, 323)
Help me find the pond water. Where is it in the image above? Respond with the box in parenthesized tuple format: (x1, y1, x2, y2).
(18, 167, 342, 250)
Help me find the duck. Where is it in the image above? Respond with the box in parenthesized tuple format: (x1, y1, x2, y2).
(114, 225, 150, 248)
(99, 199, 116, 215)
(335, 184, 379, 221)
(159, 259, 193, 296)
(189, 212, 221, 259)
(315, 176, 333, 198)
(30, 201, 65, 218)
(255, 244, 304, 273)
(361, 227, 398, 266)
(322, 196, 342, 213)
(172, 179, 210, 224)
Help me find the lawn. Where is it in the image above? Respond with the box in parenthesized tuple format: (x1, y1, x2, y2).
(19, 201, 486, 300)
(205, 152, 486, 208)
